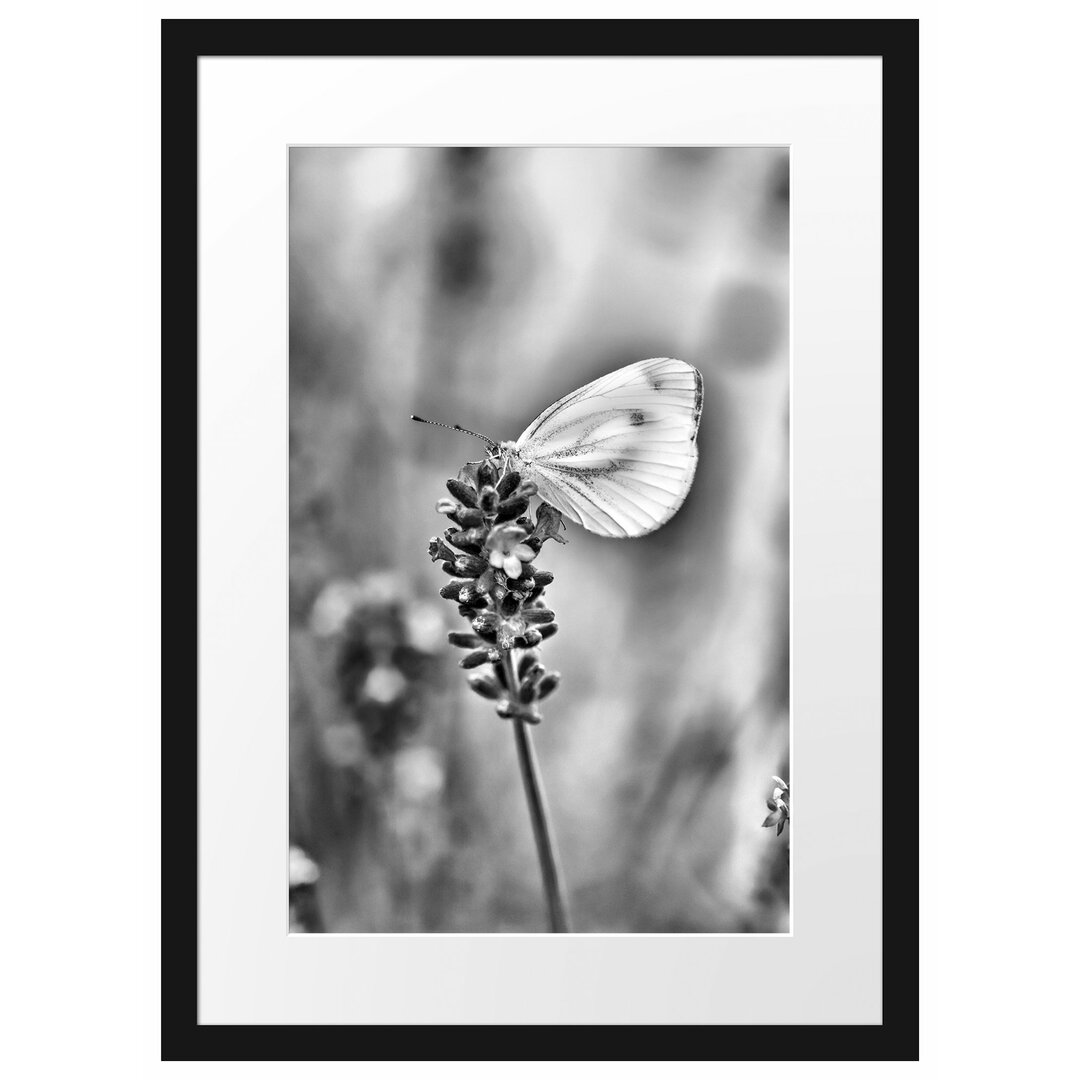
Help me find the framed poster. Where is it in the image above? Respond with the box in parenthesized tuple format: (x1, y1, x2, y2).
(163, 17, 917, 1060)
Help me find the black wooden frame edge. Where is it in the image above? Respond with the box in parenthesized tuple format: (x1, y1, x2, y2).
(161, 17, 918, 1062)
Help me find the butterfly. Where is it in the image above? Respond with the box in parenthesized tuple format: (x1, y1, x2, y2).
(414, 357, 703, 539)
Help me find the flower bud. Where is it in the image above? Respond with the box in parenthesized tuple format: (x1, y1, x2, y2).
(517, 653, 538, 681)
(479, 485, 499, 514)
(467, 675, 502, 700)
(531, 570, 554, 587)
(477, 460, 497, 488)
(519, 681, 536, 704)
(536, 622, 558, 640)
(521, 628, 543, 648)
(439, 580, 465, 601)
(460, 649, 494, 669)
(447, 631, 480, 649)
(440, 561, 460, 577)
(495, 496, 530, 523)
(477, 569, 504, 597)
(446, 529, 483, 553)
(523, 607, 555, 625)
(435, 497, 459, 515)
(429, 536, 457, 563)
(516, 480, 538, 499)
(471, 612, 499, 635)
(456, 508, 485, 528)
(453, 554, 487, 578)
(446, 478, 478, 508)
(536, 672, 561, 699)
(496, 470, 521, 499)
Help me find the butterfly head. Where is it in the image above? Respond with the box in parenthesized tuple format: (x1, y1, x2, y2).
(494, 439, 528, 471)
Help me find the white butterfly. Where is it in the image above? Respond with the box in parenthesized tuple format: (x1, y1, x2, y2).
(417, 358, 703, 539)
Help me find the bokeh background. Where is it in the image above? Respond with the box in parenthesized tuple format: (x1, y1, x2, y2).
(289, 147, 789, 933)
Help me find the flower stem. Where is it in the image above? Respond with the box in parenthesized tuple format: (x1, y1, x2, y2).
(502, 652, 571, 933)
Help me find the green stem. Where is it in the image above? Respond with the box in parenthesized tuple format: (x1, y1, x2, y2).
(502, 651, 571, 933)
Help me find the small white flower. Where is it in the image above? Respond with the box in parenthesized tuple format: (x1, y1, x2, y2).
(484, 524, 537, 580)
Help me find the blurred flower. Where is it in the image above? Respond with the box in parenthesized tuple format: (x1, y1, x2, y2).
(288, 845, 323, 933)
(393, 745, 446, 803)
(289, 845, 320, 887)
(358, 664, 407, 705)
(311, 571, 449, 755)
(309, 579, 368, 638)
(404, 604, 446, 653)
(762, 776, 790, 836)
(321, 719, 365, 767)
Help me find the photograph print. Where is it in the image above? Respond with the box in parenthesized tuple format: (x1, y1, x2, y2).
(289, 146, 790, 934)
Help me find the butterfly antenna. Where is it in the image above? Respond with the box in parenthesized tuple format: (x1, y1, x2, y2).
(410, 415, 496, 447)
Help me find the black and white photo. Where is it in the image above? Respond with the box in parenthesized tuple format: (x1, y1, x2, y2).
(289, 146, 791, 934)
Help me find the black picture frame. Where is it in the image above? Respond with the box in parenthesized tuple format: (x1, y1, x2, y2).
(162, 17, 918, 1061)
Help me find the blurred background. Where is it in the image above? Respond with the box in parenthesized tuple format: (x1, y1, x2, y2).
(289, 146, 789, 933)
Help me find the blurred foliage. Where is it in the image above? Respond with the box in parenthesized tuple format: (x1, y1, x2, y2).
(289, 147, 790, 932)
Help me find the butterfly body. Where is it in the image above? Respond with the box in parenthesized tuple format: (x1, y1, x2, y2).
(495, 357, 703, 539)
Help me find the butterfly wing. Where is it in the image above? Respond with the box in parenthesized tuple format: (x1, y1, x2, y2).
(514, 357, 703, 538)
